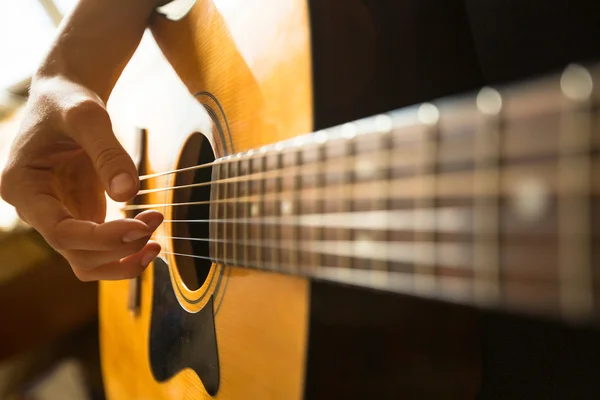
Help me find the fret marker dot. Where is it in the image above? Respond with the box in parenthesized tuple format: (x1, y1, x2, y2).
(512, 178, 549, 222)
(293, 136, 306, 147)
(251, 203, 259, 217)
(477, 87, 502, 115)
(374, 114, 393, 133)
(281, 200, 293, 215)
(341, 123, 357, 139)
(314, 130, 329, 144)
(418, 103, 439, 125)
(561, 64, 593, 101)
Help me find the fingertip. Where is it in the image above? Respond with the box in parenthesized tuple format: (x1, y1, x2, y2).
(141, 243, 161, 267)
(134, 210, 164, 231)
(109, 172, 138, 201)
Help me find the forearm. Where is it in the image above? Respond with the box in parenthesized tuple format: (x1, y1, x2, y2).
(36, 0, 162, 102)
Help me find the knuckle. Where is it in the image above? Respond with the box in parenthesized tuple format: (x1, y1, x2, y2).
(0, 166, 17, 204)
(63, 98, 105, 122)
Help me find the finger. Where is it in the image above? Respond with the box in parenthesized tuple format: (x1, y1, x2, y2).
(57, 152, 106, 223)
(64, 99, 139, 202)
(134, 210, 164, 232)
(20, 190, 153, 251)
(63, 236, 151, 269)
(72, 241, 161, 281)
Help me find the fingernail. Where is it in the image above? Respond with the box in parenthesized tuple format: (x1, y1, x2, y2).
(110, 172, 135, 196)
(142, 249, 160, 267)
(122, 230, 149, 243)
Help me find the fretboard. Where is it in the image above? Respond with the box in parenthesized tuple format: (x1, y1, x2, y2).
(209, 63, 600, 324)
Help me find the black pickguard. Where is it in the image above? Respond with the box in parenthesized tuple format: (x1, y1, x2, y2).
(149, 258, 220, 396)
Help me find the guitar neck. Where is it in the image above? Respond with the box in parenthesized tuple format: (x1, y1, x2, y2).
(209, 63, 600, 324)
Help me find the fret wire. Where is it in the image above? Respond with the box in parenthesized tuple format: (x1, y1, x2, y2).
(275, 150, 283, 272)
(232, 158, 239, 266)
(243, 157, 250, 273)
(339, 128, 355, 276)
(257, 154, 266, 271)
(223, 160, 230, 266)
(414, 104, 439, 294)
(291, 147, 301, 274)
(212, 161, 222, 265)
(374, 122, 392, 277)
(474, 87, 502, 306)
(313, 141, 325, 273)
(558, 65, 594, 320)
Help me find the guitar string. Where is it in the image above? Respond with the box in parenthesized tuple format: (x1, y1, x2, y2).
(132, 143, 596, 197)
(121, 164, 580, 211)
(154, 234, 555, 254)
(156, 251, 576, 319)
(135, 144, 466, 195)
(137, 109, 600, 186)
(157, 251, 412, 281)
(158, 249, 449, 275)
(156, 249, 560, 286)
(136, 116, 417, 182)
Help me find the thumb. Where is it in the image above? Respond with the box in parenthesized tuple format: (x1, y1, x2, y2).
(65, 99, 139, 202)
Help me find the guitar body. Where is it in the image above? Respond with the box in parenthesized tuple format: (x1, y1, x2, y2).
(100, 0, 492, 398)
(101, 1, 312, 399)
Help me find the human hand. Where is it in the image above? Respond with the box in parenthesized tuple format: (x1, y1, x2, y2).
(0, 76, 163, 281)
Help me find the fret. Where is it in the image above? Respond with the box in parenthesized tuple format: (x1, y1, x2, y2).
(473, 87, 503, 306)
(231, 157, 239, 266)
(257, 151, 266, 271)
(414, 103, 440, 295)
(557, 64, 594, 321)
(293, 149, 301, 273)
(249, 153, 266, 272)
(222, 159, 230, 266)
(212, 160, 223, 266)
(338, 123, 356, 276)
(242, 154, 251, 271)
(313, 132, 326, 273)
(270, 148, 283, 272)
(371, 115, 393, 284)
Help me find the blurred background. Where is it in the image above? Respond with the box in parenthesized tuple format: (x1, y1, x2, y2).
(0, 1, 103, 399)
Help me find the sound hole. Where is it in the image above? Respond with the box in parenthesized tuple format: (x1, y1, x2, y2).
(171, 133, 215, 291)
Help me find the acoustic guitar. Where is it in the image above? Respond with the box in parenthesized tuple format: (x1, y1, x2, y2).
(100, 1, 600, 399)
